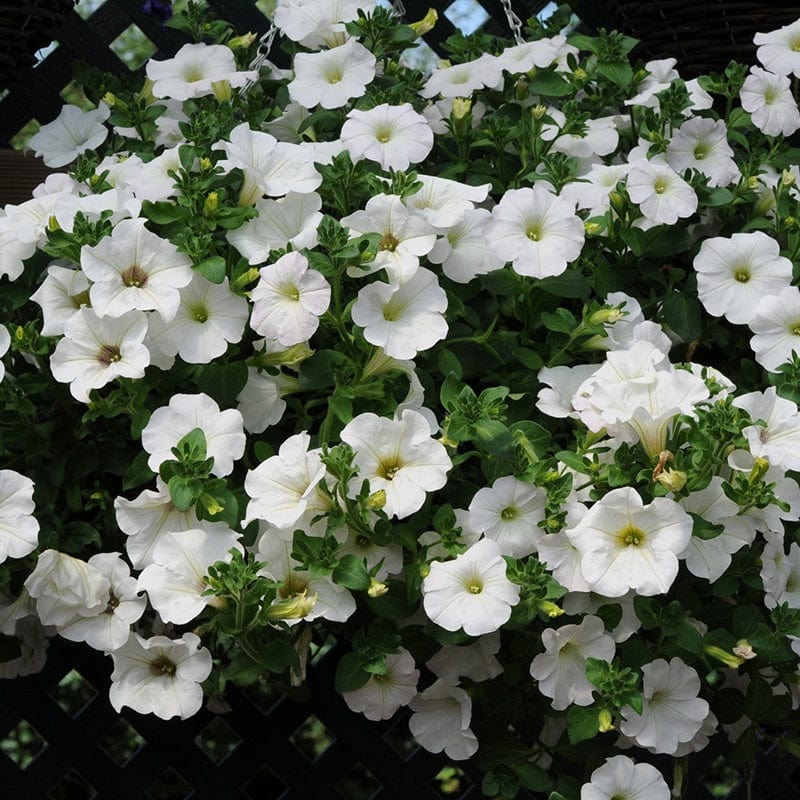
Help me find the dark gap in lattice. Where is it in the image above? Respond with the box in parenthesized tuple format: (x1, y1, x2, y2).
(147, 766, 193, 800)
(49, 670, 97, 718)
(99, 718, 145, 767)
(48, 768, 97, 800)
(194, 716, 242, 764)
(242, 765, 288, 800)
(0, 719, 48, 769)
(336, 762, 382, 800)
(381, 715, 417, 761)
(289, 714, 335, 762)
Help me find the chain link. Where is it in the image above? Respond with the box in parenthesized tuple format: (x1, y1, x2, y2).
(241, 21, 278, 96)
(389, 0, 405, 20)
(499, 0, 525, 45)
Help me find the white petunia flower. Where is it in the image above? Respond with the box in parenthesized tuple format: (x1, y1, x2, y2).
(566, 487, 693, 597)
(24, 550, 110, 627)
(340, 409, 451, 519)
(426, 631, 504, 684)
(693, 231, 792, 325)
(289, 39, 376, 109)
(620, 658, 709, 754)
(749, 286, 800, 371)
(27, 103, 110, 168)
(408, 680, 479, 761)
(666, 117, 740, 187)
(422, 538, 520, 637)
(740, 66, 800, 137)
(531, 615, 615, 711)
(734, 386, 800, 471)
(147, 274, 249, 364)
(625, 58, 679, 108)
(30, 264, 90, 336)
(561, 163, 630, 218)
(244, 432, 326, 529)
(236, 367, 287, 434)
(580, 756, 669, 800)
(213, 123, 322, 205)
(137, 528, 242, 624)
(755, 19, 800, 77)
(274, 0, 376, 48)
(227, 192, 323, 264)
(0, 470, 39, 564)
(536, 364, 599, 420)
(421, 54, 501, 98)
(761, 531, 800, 609)
(81, 218, 193, 321)
(627, 162, 698, 225)
(109, 632, 212, 720)
(141, 393, 245, 477)
(427, 207, 506, 283)
(351, 267, 447, 360)
(50, 308, 150, 402)
(58, 553, 145, 651)
(486, 185, 585, 279)
(404, 175, 490, 230)
(342, 193, 437, 285)
(343, 648, 419, 721)
(0, 215, 37, 281)
(249, 251, 330, 346)
(341, 103, 433, 171)
(146, 43, 256, 101)
(468, 476, 546, 558)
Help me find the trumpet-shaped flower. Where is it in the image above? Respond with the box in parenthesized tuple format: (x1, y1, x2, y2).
(566, 488, 693, 597)
(693, 231, 792, 325)
(343, 648, 419, 721)
(341, 103, 433, 171)
(340, 409, 451, 519)
(30, 264, 90, 336)
(244, 432, 326, 529)
(50, 308, 150, 402)
(274, 0, 376, 48)
(289, 39, 376, 109)
(581, 756, 669, 800)
(740, 67, 800, 137)
(755, 19, 800, 77)
(147, 274, 249, 364)
(468, 476, 546, 558)
(0, 470, 39, 564)
(109, 632, 212, 720)
(486, 185, 585, 279)
(27, 103, 110, 167)
(749, 286, 800, 371)
(141, 393, 245, 477)
(351, 267, 448, 360)
(408, 680, 479, 761)
(734, 387, 800, 471)
(666, 117, 739, 187)
(620, 658, 709, 754)
(249, 251, 331, 346)
(146, 43, 257, 100)
(422, 538, 520, 636)
(530, 615, 615, 711)
(627, 162, 698, 225)
(81, 218, 193, 321)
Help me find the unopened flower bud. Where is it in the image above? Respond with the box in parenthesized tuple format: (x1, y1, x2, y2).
(252, 342, 314, 368)
(211, 79, 232, 102)
(420, 562, 430, 579)
(409, 7, 437, 37)
(655, 468, 687, 492)
(103, 92, 117, 108)
(452, 97, 472, 120)
(733, 640, 757, 660)
(703, 644, 745, 669)
(138, 78, 155, 104)
(199, 493, 224, 516)
(584, 221, 603, 235)
(47, 215, 61, 232)
(232, 267, 260, 289)
(651, 450, 674, 481)
(608, 190, 626, 215)
(264, 590, 317, 620)
(367, 577, 389, 598)
(747, 175, 761, 190)
(572, 67, 587, 81)
(228, 31, 257, 49)
(14, 325, 24, 342)
(365, 489, 386, 511)
(536, 600, 564, 618)
(531, 104, 547, 120)
(587, 307, 623, 325)
(748, 456, 770, 484)
(199, 157, 213, 172)
(203, 192, 219, 216)
(598, 709, 615, 732)
(786, 216, 796, 228)
(782, 169, 796, 187)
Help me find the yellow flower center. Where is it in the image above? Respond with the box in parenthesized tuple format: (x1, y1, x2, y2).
(121, 264, 148, 288)
(617, 524, 646, 547)
(500, 506, 518, 521)
(377, 459, 402, 480)
(97, 344, 121, 365)
(734, 269, 750, 283)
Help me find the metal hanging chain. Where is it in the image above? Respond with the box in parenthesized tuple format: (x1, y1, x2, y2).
(500, 0, 526, 45)
(389, 0, 405, 20)
(241, 21, 278, 96)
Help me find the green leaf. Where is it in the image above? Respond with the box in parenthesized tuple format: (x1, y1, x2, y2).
(566, 705, 599, 744)
(541, 310, 576, 334)
(597, 60, 633, 88)
(728, 726, 758, 767)
(514, 762, 549, 792)
(704, 187, 736, 207)
(335, 652, 371, 693)
(539, 270, 591, 299)
(298, 349, 350, 391)
(62, 521, 101, 551)
(674, 620, 704, 656)
(168, 475, 203, 511)
(528, 69, 573, 97)
(745, 676, 773, 720)
(690, 512, 724, 540)
(122, 450, 156, 491)
(332, 555, 371, 590)
(438, 349, 463, 380)
(197, 361, 249, 408)
(141, 200, 186, 225)
(364, 580, 418, 619)
(662, 291, 701, 342)
(193, 256, 226, 284)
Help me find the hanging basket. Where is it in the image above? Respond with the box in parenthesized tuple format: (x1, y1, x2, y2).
(0, 0, 76, 87)
(573, 0, 800, 77)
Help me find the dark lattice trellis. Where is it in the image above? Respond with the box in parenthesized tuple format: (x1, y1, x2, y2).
(0, 637, 536, 800)
(0, 0, 551, 148)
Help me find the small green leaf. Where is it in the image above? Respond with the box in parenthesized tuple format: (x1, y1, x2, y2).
(335, 651, 371, 693)
(566, 705, 599, 744)
(333, 555, 371, 591)
(194, 256, 226, 284)
(662, 291, 701, 342)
